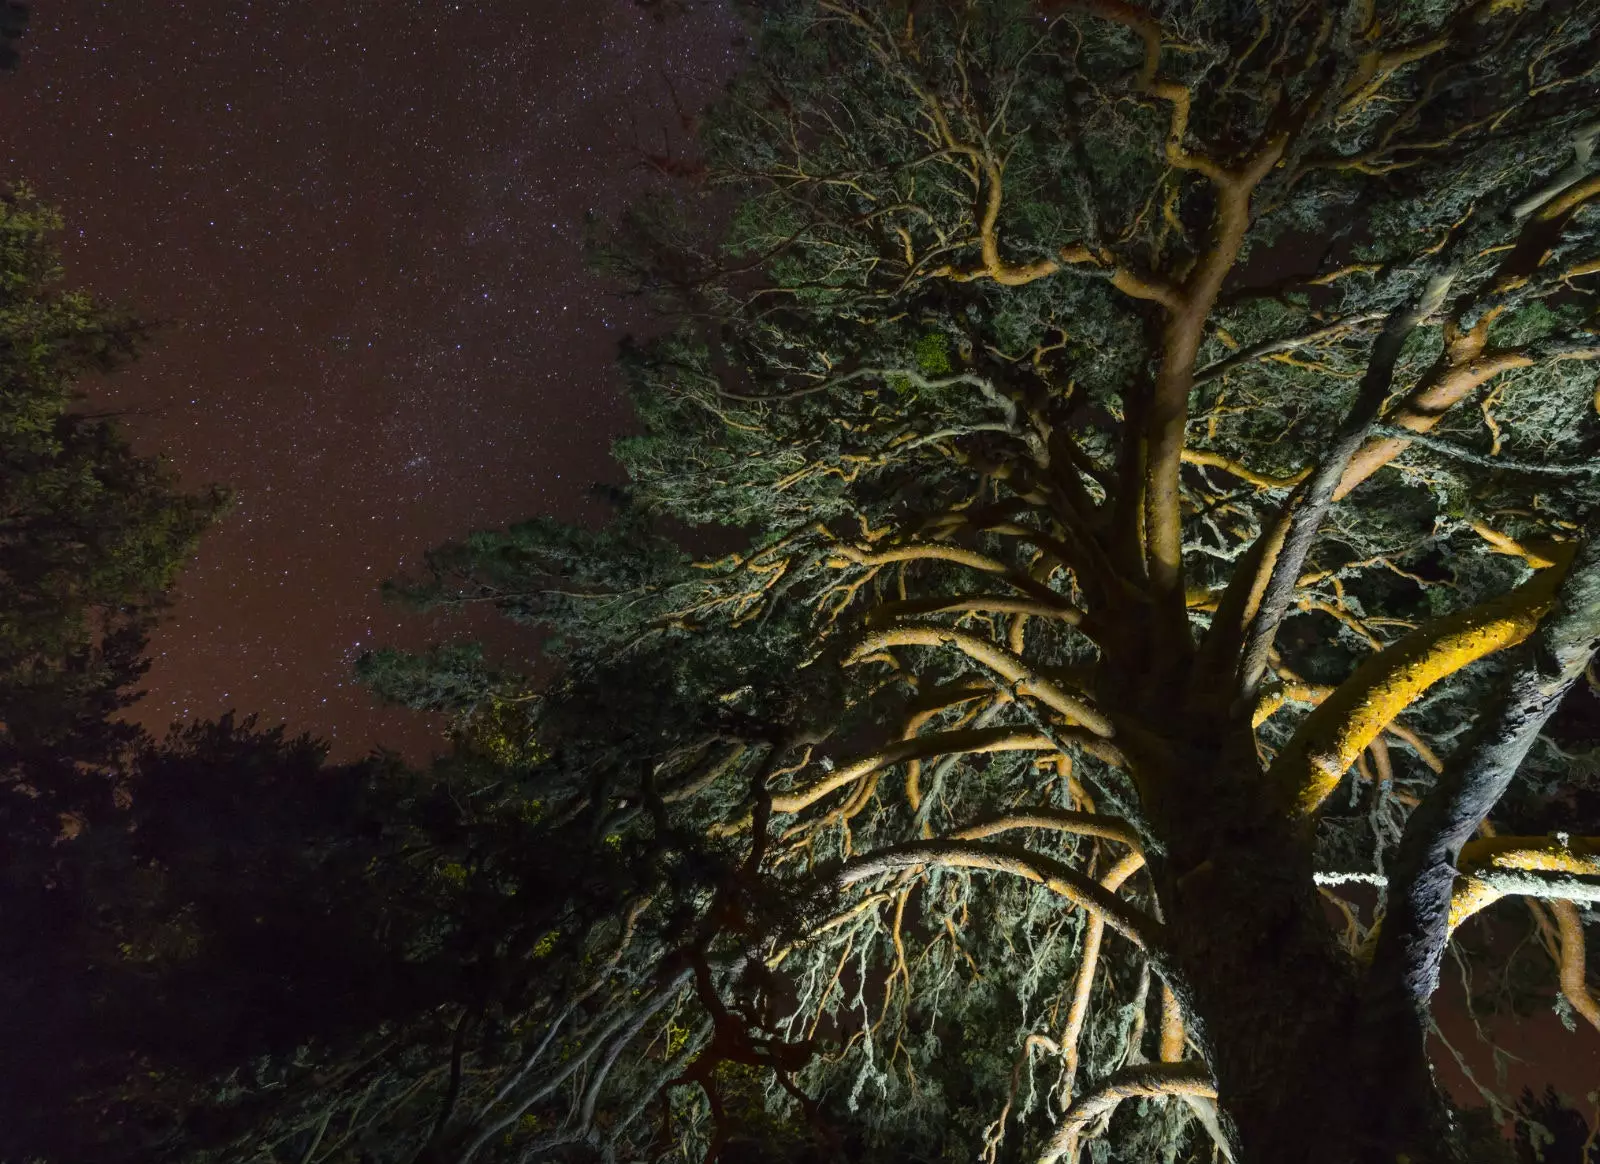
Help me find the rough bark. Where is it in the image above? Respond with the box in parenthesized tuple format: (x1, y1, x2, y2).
(1133, 709, 1459, 1164)
(1362, 525, 1600, 1090)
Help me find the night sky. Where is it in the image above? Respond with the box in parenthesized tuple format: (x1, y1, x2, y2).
(0, 0, 743, 759)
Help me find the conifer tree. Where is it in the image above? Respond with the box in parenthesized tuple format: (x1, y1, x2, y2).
(304, 2, 1600, 1161)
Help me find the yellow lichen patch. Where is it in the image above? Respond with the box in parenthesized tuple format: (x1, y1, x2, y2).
(1446, 877, 1505, 936)
(1458, 835, 1600, 877)
(1273, 563, 1567, 816)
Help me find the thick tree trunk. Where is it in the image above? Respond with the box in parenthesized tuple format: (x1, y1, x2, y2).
(1141, 729, 1460, 1164)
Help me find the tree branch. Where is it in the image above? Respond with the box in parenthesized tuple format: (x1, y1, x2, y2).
(835, 839, 1158, 949)
(1228, 270, 1458, 707)
(1268, 551, 1572, 818)
(848, 624, 1116, 737)
(1363, 527, 1600, 1046)
(1036, 1061, 1220, 1164)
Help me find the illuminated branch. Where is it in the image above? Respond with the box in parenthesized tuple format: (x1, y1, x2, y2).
(1551, 900, 1600, 1034)
(1268, 556, 1570, 818)
(1191, 312, 1387, 388)
(1230, 270, 1459, 705)
(864, 593, 1085, 627)
(830, 543, 1074, 611)
(1370, 420, 1600, 477)
(769, 726, 1068, 816)
(848, 625, 1116, 737)
(835, 840, 1158, 948)
(946, 808, 1143, 853)
(1181, 449, 1309, 491)
(1058, 852, 1146, 1108)
(1037, 1062, 1220, 1164)
(1365, 528, 1600, 1017)
(1460, 834, 1600, 878)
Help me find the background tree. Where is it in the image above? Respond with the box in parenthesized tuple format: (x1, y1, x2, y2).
(146, 1, 1600, 1161)
(0, 190, 479, 1164)
(0, 2, 27, 73)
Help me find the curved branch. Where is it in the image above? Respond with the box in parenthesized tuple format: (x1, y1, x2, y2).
(864, 593, 1084, 627)
(1552, 900, 1600, 1034)
(947, 808, 1142, 853)
(771, 726, 1068, 815)
(1037, 1062, 1219, 1164)
(1459, 834, 1600, 878)
(1269, 557, 1569, 817)
(848, 625, 1116, 737)
(1181, 448, 1310, 490)
(830, 543, 1074, 611)
(1191, 312, 1387, 388)
(835, 840, 1158, 948)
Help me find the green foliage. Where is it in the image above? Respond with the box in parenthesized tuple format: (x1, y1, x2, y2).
(0, 184, 225, 771)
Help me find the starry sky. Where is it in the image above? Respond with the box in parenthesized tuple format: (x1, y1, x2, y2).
(0, 0, 744, 759)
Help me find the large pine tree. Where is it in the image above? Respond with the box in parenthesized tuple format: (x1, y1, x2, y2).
(205, 1, 1600, 1161)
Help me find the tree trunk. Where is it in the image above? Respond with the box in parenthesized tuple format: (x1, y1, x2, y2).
(1143, 729, 1461, 1164)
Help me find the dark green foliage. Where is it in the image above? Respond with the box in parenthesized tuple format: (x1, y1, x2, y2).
(0, 185, 225, 776)
(0, 2, 26, 72)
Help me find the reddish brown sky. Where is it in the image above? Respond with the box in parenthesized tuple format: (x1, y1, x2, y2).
(0, 0, 742, 759)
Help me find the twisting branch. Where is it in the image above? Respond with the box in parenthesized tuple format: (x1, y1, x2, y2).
(1230, 269, 1458, 708)
(835, 840, 1159, 948)
(1036, 1061, 1221, 1164)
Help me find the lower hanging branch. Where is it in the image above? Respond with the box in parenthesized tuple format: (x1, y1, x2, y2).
(1036, 1061, 1220, 1164)
(833, 839, 1159, 950)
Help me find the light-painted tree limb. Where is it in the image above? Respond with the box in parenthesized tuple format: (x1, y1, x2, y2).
(1269, 557, 1570, 817)
(1057, 852, 1147, 1108)
(848, 624, 1116, 737)
(1551, 900, 1600, 1034)
(770, 726, 1066, 816)
(864, 593, 1085, 627)
(1037, 1061, 1219, 1164)
(1231, 270, 1459, 706)
(835, 840, 1158, 948)
(946, 808, 1143, 853)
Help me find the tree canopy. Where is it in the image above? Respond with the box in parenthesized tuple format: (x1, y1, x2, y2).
(331, 1, 1600, 1162)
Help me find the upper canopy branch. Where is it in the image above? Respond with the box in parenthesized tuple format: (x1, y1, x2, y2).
(1226, 270, 1459, 708)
